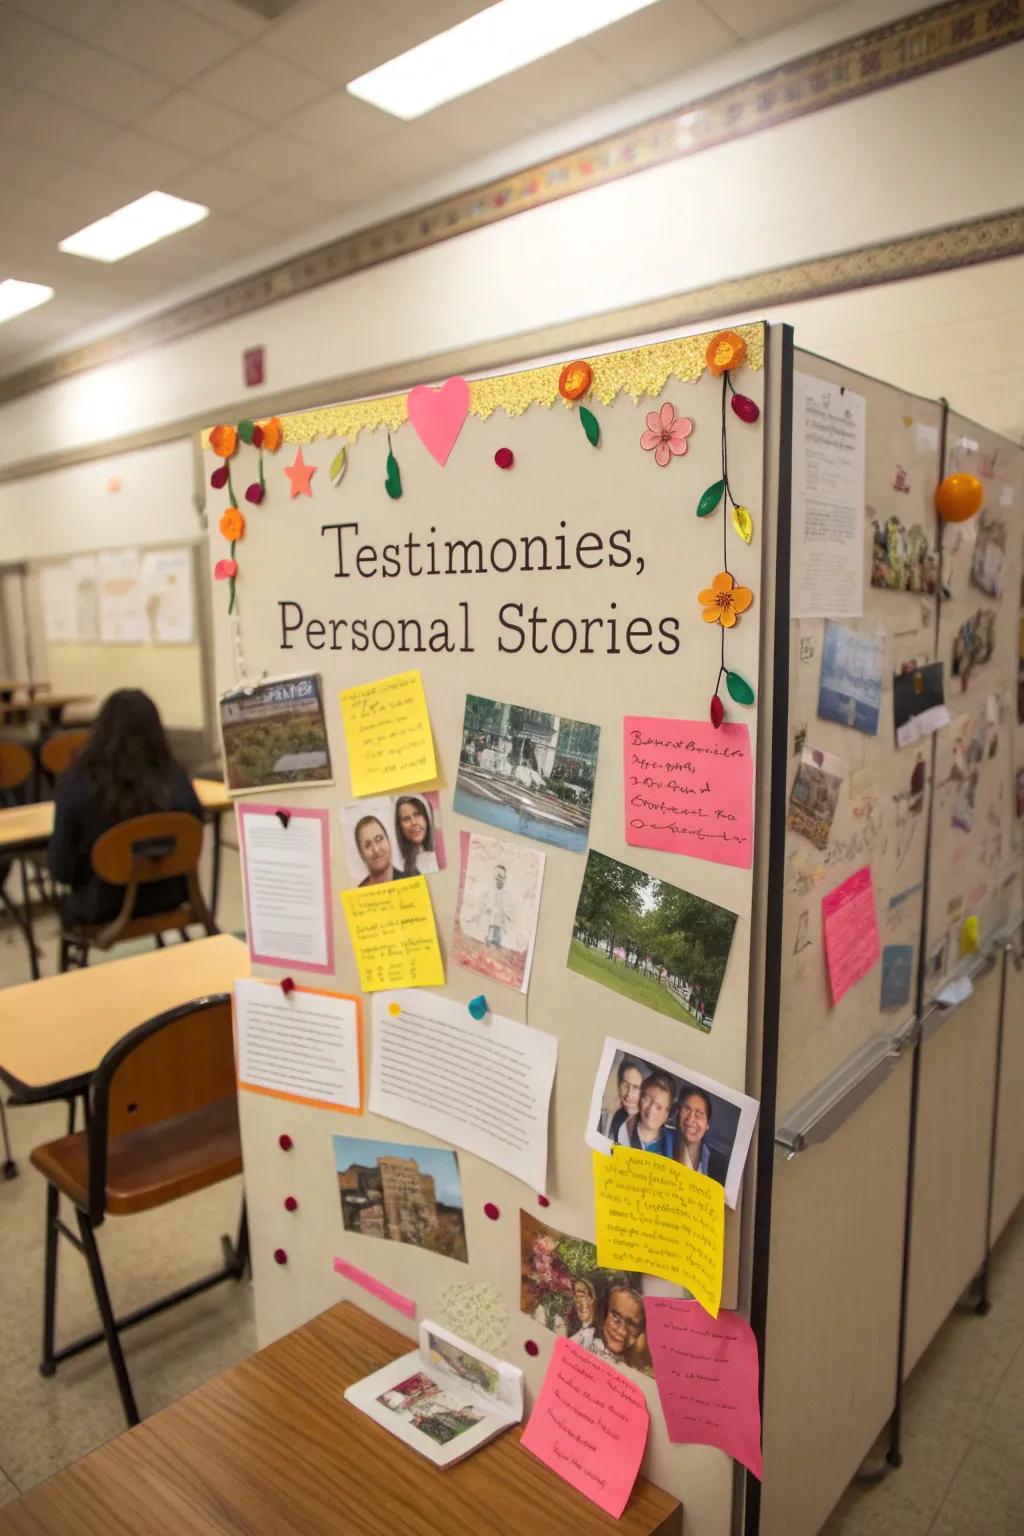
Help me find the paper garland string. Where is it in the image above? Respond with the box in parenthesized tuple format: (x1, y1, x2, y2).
(210, 415, 282, 614)
(559, 361, 601, 447)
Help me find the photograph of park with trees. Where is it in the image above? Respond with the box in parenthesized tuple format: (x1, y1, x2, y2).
(568, 850, 738, 1032)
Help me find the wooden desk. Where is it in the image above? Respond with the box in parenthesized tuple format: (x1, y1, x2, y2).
(0, 933, 249, 1103)
(0, 779, 233, 979)
(0, 693, 93, 727)
(0, 1302, 681, 1536)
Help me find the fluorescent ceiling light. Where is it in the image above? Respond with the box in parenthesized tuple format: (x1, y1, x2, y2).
(58, 191, 208, 263)
(347, 0, 664, 119)
(0, 279, 54, 325)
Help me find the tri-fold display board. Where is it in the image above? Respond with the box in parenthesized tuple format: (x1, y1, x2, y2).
(204, 323, 1023, 1536)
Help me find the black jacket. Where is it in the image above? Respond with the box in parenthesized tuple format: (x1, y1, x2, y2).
(49, 763, 202, 925)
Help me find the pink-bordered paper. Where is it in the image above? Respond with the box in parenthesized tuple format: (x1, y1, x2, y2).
(238, 803, 335, 975)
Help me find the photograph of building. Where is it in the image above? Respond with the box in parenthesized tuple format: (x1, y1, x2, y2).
(334, 1137, 468, 1262)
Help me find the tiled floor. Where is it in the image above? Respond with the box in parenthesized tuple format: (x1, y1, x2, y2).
(1, 845, 1022, 1531)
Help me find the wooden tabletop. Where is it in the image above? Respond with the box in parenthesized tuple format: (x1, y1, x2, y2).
(0, 779, 232, 852)
(0, 933, 249, 1102)
(0, 1302, 681, 1536)
(0, 693, 93, 716)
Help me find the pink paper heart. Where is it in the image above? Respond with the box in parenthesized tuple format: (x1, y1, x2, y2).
(407, 376, 470, 467)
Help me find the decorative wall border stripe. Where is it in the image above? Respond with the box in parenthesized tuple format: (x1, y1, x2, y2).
(0, 0, 1020, 406)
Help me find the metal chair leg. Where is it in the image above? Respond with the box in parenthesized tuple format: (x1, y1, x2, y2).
(76, 1210, 140, 1427)
(0, 1095, 16, 1179)
(40, 1183, 59, 1376)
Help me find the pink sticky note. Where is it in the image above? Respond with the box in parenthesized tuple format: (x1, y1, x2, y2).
(645, 1299, 763, 1479)
(822, 866, 881, 1005)
(521, 1336, 648, 1518)
(624, 718, 753, 869)
(333, 1257, 415, 1319)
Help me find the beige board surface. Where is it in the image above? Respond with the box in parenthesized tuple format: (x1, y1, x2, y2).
(992, 932, 1024, 1241)
(904, 965, 1001, 1375)
(208, 325, 771, 1536)
(760, 1058, 912, 1536)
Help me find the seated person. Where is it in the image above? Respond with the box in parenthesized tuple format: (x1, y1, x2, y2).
(48, 688, 202, 926)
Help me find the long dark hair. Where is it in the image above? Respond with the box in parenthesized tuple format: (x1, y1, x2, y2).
(77, 689, 174, 821)
(395, 794, 433, 873)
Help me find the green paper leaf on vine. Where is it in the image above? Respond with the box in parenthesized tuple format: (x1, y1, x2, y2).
(579, 406, 600, 447)
(696, 479, 725, 517)
(384, 443, 402, 500)
(726, 670, 755, 706)
(330, 444, 348, 487)
(238, 419, 255, 445)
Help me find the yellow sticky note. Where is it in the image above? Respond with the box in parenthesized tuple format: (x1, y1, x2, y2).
(593, 1146, 724, 1318)
(339, 669, 436, 797)
(961, 914, 980, 955)
(340, 875, 444, 992)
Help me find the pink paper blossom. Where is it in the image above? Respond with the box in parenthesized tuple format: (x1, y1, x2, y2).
(641, 402, 694, 466)
(213, 558, 237, 581)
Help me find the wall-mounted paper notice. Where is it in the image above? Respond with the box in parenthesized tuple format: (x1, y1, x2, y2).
(593, 1147, 724, 1317)
(645, 1299, 763, 1478)
(822, 866, 880, 1005)
(623, 718, 753, 869)
(371, 991, 557, 1194)
(234, 978, 362, 1112)
(340, 876, 444, 991)
(339, 668, 436, 796)
(791, 372, 867, 619)
(239, 804, 334, 973)
(521, 1336, 649, 1520)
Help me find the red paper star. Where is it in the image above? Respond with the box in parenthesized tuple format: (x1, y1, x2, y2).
(284, 446, 316, 497)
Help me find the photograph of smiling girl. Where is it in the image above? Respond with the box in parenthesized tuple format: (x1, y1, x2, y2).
(340, 793, 446, 887)
(585, 1037, 760, 1209)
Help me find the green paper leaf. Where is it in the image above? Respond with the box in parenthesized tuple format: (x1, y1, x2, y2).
(726, 670, 755, 706)
(385, 451, 402, 500)
(579, 406, 600, 447)
(330, 444, 348, 487)
(696, 479, 725, 517)
(238, 418, 255, 445)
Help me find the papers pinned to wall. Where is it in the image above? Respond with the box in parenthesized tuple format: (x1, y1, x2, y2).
(139, 546, 193, 643)
(239, 804, 334, 974)
(234, 978, 362, 1113)
(623, 717, 753, 869)
(341, 876, 444, 991)
(645, 1299, 763, 1478)
(97, 547, 147, 642)
(791, 372, 867, 619)
(339, 668, 436, 796)
(822, 866, 881, 1005)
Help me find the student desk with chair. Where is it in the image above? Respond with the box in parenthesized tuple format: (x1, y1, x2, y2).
(0, 1302, 682, 1536)
(0, 778, 233, 979)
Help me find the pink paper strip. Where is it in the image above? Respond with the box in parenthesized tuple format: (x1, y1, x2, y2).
(822, 865, 881, 1004)
(521, 1336, 648, 1518)
(623, 717, 753, 869)
(645, 1299, 763, 1479)
(332, 1257, 416, 1319)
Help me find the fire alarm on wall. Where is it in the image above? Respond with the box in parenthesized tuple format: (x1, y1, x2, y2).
(243, 346, 265, 388)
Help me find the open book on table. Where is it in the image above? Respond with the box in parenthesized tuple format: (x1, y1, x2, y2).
(344, 1319, 524, 1468)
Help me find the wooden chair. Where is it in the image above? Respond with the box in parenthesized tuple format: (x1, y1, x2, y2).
(0, 741, 43, 974)
(39, 728, 89, 780)
(59, 810, 218, 971)
(30, 994, 248, 1426)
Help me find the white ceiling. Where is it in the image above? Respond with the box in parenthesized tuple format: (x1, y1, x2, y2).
(0, 0, 845, 376)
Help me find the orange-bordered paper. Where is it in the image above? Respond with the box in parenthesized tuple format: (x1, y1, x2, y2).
(233, 977, 364, 1115)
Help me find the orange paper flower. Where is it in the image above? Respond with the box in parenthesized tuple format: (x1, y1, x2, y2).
(558, 360, 592, 401)
(262, 416, 283, 452)
(210, 424, 237, 458)
(698, 570, 753, 628)
(705, 330, 747, 376)
(219, 507, 245, 541)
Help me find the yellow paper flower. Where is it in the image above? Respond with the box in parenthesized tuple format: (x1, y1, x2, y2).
(698, 570, 753, 628)
(209, 424, 237, 458)
(705, 330, 747, 376)
(219, 507, 245, 541)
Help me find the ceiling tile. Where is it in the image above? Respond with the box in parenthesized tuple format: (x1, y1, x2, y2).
(280, 88, 392, 154)
(0, 7, 72, 86)
(263, 0, 420, 88)
(0, 134, 69, 194)
(191, 43, 330, 122)
(366, 0, 492, 43)
(164, 158, 279, 213)
(237, 126, 334, 183)
(84, 127, 197, 182)
(705, 0, 839, 38)
(356, 125, 462, 188)
(588, 0, 738, 87)
(0, 90, 112, 155)
(297, 152, 399, 210)
(232, 182, 332, 233)
(89, 0, 240, 84)
(2, 0, 112, 34)
(172, 0, 271, 38)
(1, 190, 97, 239)
(41, 162, 150, 217)
(33, 43, 171, 124)
(144, 91, 258, 156)
(498, 43, 629, 124)
(427, 88, 544, 158)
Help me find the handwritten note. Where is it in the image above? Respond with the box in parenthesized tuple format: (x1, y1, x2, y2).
(645, 1299, 763, 1478)
(340, 876, 444, 991)
(521, 1336, 649, 1519)
(593, 1147, 724, 1317)
(623, 718, 753, 869)
(822, 866, 880, 1005)
(339, 669, 436, 796)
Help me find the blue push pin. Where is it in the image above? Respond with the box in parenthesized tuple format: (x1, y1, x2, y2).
(468, 995, 488, 1021)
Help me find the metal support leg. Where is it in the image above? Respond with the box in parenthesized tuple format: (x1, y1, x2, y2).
(210, 811, 223, 920)
(40, 1183, 59, 1376)
(0, 1095, 17, 1179)
(76, 1210, 140, 1427)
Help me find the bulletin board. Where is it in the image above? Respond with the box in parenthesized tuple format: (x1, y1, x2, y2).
(206, 323, 774, 1533)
